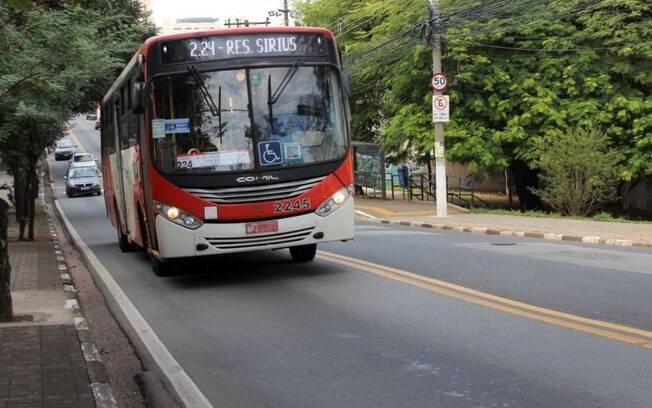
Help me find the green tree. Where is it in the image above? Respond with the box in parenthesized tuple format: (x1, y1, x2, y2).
(532, 127, 622, 216)
(298, 0, 652, 210)
(443, 0, 652, 208)
(0, 1, 155, 240)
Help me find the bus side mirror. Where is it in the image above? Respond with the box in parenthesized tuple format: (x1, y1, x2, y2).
(132, 82, 145, 114)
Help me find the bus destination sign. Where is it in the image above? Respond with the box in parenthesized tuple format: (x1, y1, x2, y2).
(161, 33, 328, 64)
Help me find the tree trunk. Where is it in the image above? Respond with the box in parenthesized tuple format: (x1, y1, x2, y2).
(505, 168, 513, 207)
(510, 160, 542, 211)
(26, 159, 38, 241)
(0, 198, 13, 322)
(13, 172, 28, 241)
(621, 181, 631, 211)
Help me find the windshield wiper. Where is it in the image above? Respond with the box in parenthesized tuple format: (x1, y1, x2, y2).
(188, 66, 223, 142)
(267, 59, 302, 133)
(188, 66, 220, 117)
(268, 59, 302, 106)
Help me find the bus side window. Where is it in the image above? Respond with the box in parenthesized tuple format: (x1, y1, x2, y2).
(119, 87, 129, 150)
(101, 107, 106, 155)
(127, 78, 138, 147)
(103, 104, 116, 155)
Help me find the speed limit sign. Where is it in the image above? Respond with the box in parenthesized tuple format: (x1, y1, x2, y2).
(430, 72, 448, 91)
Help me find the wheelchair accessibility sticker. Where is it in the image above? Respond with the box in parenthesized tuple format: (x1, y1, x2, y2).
(258, 141, 284, 166)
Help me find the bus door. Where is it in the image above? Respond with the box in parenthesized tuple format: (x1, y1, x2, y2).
(113, 97, 129, 235)
(119, 82, 139, 242)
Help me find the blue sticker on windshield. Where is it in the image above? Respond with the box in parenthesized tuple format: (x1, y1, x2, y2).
(258, 141, 284, 166)
(164, 118, 190, 134)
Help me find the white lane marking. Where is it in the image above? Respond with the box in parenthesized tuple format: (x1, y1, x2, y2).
(55, 200, 212, 408)
(354, 209, 378, 220)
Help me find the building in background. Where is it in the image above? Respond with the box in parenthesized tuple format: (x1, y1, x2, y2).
(160, 17, 220, 34)
(143, 0, 296, 34)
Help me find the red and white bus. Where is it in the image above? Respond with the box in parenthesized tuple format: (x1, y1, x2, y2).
(100, 27, 354, 275)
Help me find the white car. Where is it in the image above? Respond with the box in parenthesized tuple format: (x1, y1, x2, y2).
(69, 153, 98, 170)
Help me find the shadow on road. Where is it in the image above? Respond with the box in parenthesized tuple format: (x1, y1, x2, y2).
(156, 250, 340, 288)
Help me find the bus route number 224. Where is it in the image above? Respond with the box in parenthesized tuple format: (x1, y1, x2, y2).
(273, 198, 311, 214)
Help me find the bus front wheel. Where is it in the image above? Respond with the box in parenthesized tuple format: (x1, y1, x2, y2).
(117, 226, 138, 252)
(290, 244, 317, 262)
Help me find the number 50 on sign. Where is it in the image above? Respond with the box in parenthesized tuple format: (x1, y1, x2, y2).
(432, 95, 449, 123)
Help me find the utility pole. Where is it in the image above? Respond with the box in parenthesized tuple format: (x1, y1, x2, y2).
(430, 0, 448, 217)
(225, 18, 271, 28)
(282, 0, 290, 27)
(268, 1, 291, 27)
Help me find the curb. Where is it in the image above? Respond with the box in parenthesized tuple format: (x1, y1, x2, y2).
(47, 215, 118, 408)
(53, 200, 208, 408)
(360, 217, 652, 249)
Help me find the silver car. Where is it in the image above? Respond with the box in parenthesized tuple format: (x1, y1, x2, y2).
(54, 139, 77, 161)
(65, 167, 101, 197)
(69, 153, 98, 170)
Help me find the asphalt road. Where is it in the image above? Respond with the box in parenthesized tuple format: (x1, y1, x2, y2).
(53, 118, 652, 408)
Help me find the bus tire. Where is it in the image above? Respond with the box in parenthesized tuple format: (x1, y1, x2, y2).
(290, 244, 317, 262)
(150, 254, 174, 277)
(117, 226, 138, 252)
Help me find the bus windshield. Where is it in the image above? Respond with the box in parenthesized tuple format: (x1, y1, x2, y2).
(150, 65, 347, 174)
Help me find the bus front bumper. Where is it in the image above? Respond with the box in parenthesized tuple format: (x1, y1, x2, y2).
(155, 198, 354, 259)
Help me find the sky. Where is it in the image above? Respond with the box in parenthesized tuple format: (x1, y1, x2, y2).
(150, 0, 293, 27)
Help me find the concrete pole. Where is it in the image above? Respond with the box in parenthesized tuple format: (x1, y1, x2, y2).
(283, 0, 290, 27)
(431, 0, 448, 217)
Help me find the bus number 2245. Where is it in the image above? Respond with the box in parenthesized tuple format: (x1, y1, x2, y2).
(273, 198, 311, 214)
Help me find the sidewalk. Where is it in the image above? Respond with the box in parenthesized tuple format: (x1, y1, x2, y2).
(355, 197, 652, 248)
(0, 203, 113, 407)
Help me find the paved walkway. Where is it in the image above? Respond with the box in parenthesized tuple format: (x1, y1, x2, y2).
(0, 204, 98, 407)
(355, 197, 652, 247)
(0, 325, 94, 408)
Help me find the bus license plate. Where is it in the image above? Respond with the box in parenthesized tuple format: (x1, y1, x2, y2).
(245, 220, 278, 235)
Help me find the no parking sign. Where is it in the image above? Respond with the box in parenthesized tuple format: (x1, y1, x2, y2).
(432, 95, 449, 123)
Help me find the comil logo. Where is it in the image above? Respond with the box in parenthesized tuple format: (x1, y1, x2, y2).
(236, 175, 280, 183)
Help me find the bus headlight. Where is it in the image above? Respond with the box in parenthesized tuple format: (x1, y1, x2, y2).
(316, 187, 350, 217)
(154, 201, 203, 230)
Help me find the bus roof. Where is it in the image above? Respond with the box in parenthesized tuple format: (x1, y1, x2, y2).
(140, 26, 335, 55)
(101, 26, 336, 106)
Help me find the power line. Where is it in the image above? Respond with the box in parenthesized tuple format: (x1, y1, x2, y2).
(344, 23, 425, 64)
(439, 0, 604, 36)
(346, 37, 423, 81)
(459, 42, 612, 53)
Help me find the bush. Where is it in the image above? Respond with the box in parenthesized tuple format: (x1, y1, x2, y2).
(532, 127, 622, 217)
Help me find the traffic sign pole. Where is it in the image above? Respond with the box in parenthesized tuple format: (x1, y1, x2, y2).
(430, 0, 447, 217)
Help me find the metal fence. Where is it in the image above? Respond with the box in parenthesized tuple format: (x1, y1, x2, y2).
(354, 171, 488, 208)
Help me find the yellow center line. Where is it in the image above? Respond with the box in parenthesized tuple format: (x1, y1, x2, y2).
(317, 250, 652, 348)
(66, 126, 88, 153)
